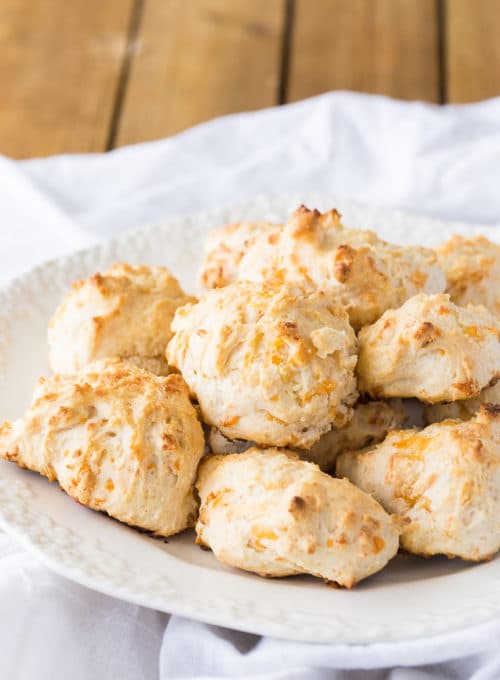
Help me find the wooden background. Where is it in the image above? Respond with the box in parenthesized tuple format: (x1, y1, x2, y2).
(2, 0, 499, 158)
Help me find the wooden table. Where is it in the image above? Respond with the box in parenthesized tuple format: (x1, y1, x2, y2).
(2, 0, 499, 158)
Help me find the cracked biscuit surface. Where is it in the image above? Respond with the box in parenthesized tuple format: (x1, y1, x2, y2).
(48, 263, 193, 375)
(337, 405, 500, 561)
(200, 206, 446, 328)
(357, 294, 500, 403)
(196, 448, 400, 587)
(167, 281, 358, 448)
(436, 235, 500, 318)
(0, 359, 205, 537)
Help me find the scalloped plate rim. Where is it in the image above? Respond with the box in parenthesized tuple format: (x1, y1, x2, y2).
(0, 192, 499, 652)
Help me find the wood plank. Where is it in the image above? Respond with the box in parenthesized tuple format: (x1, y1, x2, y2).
(116, 0, 286, 146)
(0, 0, 134, 158)
(446, 0, 500, 102)
(287, 0, 440, 103)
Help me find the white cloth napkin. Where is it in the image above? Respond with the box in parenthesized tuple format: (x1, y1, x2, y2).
(1, 91, 500, 680)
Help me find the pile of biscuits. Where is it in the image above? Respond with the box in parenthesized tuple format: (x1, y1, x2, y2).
(1, 206, 499, 588)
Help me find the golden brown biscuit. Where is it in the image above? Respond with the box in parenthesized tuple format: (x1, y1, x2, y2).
(48, 263, 193, 375)
(200, 221, 281, 289)
(196, 448, 400, 586)
(337, 405, 500, 561)
(357, 294, 500, 403)
(436, 235, 500, 317)
(424, 382, 500, 424)
(0, 359, 204, 537)
(201, 206, 446, 328)
(167, 282, 358, 449)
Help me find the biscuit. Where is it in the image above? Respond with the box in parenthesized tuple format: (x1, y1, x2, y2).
(357, 294, 500, 403)
(48, 263, 193, 375)
(167, 282, 358, 448)
(337, 405, 500, 561)
(201, 206, 446, 328)
(436, 235, 500, 317)
(0, 359, 205, 537)
(200, 221, 281, 289)
(196, 448, 400, 586)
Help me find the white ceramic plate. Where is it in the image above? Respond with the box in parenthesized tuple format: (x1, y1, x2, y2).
(0, 194, 498, 646)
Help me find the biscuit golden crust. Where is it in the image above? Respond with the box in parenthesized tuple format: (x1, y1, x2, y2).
(166, 282, 358, 448)
(201, 206, 446, 328)
(0, 359, 204, 537)
(436, 235, 500, 317)
(48, 263, 193, 375)
(303, 399, 407, 473)
(337, 406, 500, 561)
(424, 382, 500, 424)
(200, 221, 282, 289)
(357, 294, 500, 403)
(196, 448, 400, 586)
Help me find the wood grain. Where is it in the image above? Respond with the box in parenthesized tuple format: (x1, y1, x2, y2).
(287, 0, 440, 103)
(115, 0, 286, 146)
(4, 0, 496, 157)
(0, 0, 134, 158)
(446, 0, 500, 102)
